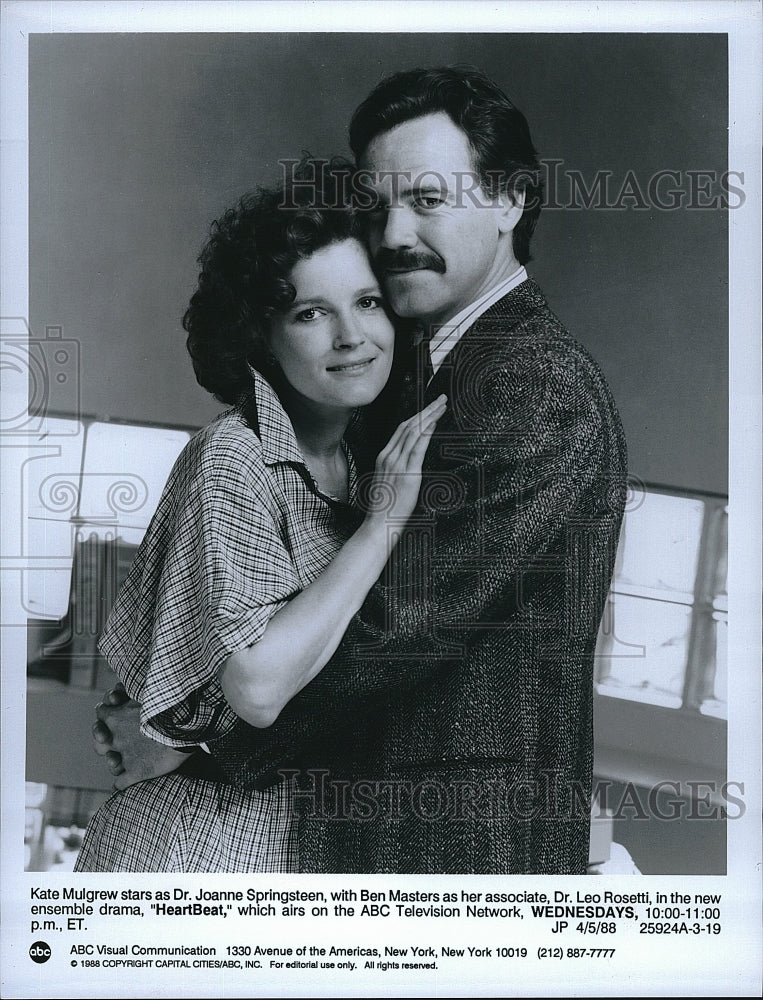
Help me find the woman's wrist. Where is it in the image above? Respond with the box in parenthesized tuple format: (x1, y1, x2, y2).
(356, 513, 400, 563)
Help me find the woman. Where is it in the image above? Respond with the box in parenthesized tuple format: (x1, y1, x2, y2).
(74, 162, 445, 872)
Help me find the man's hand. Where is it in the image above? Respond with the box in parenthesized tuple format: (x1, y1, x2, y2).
(92, 683, 193, 790)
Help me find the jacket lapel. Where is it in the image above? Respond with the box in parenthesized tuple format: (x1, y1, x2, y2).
(422, 279, 548, 405)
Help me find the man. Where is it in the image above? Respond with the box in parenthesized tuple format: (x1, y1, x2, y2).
(95, 66, 627, 874)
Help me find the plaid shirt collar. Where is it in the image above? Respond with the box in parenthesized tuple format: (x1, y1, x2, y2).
(238, 368, 305, 468)
(238, 368, 359, 506)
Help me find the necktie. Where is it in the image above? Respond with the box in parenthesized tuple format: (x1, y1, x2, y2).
(396, 324, 433, 420)
(418, 335, 434, 386)
(410, 321, 434, 385)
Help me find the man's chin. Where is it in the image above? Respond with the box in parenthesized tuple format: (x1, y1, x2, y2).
(384, 272, 445, 319)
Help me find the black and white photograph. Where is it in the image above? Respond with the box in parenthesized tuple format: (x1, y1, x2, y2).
(1, 1, 760, 997)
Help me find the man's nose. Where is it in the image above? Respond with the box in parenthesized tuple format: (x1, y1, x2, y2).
(380, 206, 417, 249)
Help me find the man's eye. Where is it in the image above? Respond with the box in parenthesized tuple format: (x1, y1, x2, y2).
(358, 296, 382, 310)
(415, 196, 445, 209)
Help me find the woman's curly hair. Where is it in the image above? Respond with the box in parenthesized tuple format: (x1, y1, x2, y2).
(184, 157, 362, 404)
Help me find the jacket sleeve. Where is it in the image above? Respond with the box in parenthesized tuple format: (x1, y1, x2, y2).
(211, 339, 627, 787)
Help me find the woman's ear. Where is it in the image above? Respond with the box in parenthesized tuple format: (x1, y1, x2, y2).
(497, 188, 525, 235)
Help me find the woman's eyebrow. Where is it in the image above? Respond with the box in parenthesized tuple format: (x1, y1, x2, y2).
(288, 295, 327, 310)
(289, 287, 382, 309)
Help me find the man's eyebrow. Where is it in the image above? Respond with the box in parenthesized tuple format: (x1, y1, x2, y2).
(412, 182, 448, 194)
(366, 182, 451, 207)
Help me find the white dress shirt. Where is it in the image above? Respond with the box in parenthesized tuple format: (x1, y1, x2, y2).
(427, 265, 528, 377)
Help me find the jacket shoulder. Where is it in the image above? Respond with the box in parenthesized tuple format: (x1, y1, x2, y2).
(459, 283, 625, 456)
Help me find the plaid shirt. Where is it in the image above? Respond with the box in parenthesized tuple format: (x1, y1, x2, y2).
(82, 369, 361, 871)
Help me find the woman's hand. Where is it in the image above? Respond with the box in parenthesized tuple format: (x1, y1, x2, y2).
(365, 393, 447, 530)
(218, 395, 447, 728)
(92, 683, 192, 790)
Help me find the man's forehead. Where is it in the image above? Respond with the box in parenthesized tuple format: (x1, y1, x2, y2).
(358, 112, 478, 185)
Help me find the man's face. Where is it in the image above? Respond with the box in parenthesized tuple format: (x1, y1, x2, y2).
(358, 112, 520, 327)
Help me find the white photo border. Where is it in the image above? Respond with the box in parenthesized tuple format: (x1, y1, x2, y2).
(1, 3, 760, 997)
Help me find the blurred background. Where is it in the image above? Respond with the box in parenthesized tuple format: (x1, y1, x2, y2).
(19, 32, 728, 873)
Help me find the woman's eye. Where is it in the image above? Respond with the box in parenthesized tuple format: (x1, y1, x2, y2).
(295, 307, 319, 322)
(358, 296, 382, 310)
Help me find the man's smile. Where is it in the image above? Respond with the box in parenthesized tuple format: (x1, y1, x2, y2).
(383, 265, 434, 275)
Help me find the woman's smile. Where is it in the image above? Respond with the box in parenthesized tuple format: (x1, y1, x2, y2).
(326, 356, 377, 374)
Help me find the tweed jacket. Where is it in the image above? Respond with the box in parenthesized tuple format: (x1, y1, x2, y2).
(212, 279, 628, 874)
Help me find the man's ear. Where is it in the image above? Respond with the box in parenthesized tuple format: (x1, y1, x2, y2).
(497, 188, 525, 234)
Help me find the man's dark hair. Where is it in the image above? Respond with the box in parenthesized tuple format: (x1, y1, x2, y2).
(184, 157, 361, 404)
(349, 66, 543, 264)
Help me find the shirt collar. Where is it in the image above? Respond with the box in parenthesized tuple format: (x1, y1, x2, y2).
(237, 368, 359, 505)
(428, 266, 528, 375)
(238, 367, 305, 467)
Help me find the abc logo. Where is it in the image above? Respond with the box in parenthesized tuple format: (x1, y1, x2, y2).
(29, 941, 52, 964)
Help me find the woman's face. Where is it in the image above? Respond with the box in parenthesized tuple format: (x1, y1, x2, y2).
(266, 238, 395, 412)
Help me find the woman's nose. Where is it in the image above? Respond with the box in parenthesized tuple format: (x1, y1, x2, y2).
(333, 315, 366, 349)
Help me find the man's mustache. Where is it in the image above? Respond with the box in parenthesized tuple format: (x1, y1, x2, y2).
(374, 249, 446, 274)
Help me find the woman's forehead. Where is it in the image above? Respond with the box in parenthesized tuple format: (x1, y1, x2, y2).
(289, 238, 377, 292)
